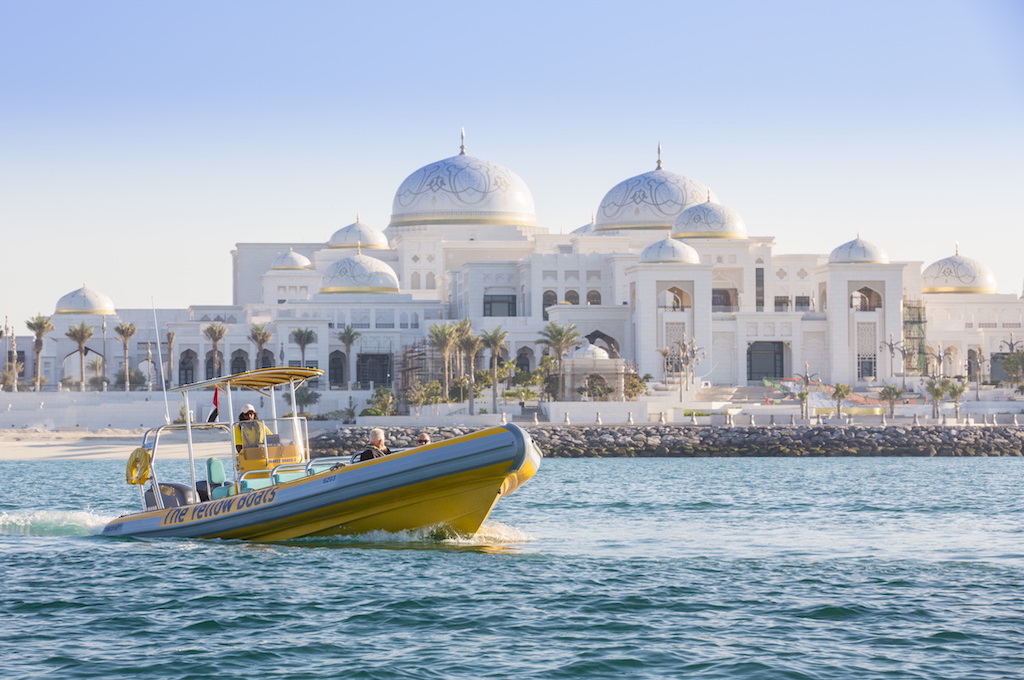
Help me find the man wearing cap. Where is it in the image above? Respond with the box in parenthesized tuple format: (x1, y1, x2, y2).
(234, 404, 273, 453)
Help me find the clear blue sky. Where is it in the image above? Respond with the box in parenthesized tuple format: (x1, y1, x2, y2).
(2, 0, 1022, 329)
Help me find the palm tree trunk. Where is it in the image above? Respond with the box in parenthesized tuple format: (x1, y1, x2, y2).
(491, 359, 499, 414)
(123, 342, 130, 392)
(79, 345, 86, 392)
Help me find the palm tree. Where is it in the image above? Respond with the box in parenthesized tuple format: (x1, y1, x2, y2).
(924, 379, 946, 420)
(453, 318, 474, 377)
(480, 327, 509, 414)
(831, 382, 852, 419)
(202, 322, 228, 378)
(166, 331, 175, 387)
(797, 390, 810, 420)
(114, 322, 137, 392)
(249, 324, 272, 369)
(879, 384, 903, 418)
(65, 322, 94, 391)
(25, 315, 54, 392)
(336, 325, 361, 387)
(459, 332, 484, 414)
(290, 328, 317, 368)
(428, 322, 457, 399)
(942, 378, 968, 421)
(535, 322, 581, 401)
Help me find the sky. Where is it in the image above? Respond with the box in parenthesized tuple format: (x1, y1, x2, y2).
(1, 0, 1022, 332)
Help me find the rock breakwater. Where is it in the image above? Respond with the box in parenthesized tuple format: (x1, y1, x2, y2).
(311, 425, 1024, 458)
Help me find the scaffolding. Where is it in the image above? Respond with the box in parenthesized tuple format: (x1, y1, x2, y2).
(903, 300, 927, 375)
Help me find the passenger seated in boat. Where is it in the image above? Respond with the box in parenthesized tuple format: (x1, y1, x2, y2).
(234, 404, 273, 453)
(416, 432, 431, 445)
(356, 427, 392, 462)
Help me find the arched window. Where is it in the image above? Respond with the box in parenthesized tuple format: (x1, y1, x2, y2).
(851, 287, 883, 312)
(329, 350, 345, 386)
(565, 290, 579, 305)
(230, 350, 249, 375)
(426, 272, 437, 290)
(179, 350, 197, 385)
(205, 351, 223, 380)
(587, 290, 602, 305)
(411, 272, 421, 289)
(258, 349, 275, 369)
(542, 290, 557, 320)
(516, 348, 533, 373)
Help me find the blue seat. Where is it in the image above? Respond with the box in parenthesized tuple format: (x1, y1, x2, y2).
(239, 477, 273, 492)
(206, 458, 234, 499)
(273, 470, 306, 484)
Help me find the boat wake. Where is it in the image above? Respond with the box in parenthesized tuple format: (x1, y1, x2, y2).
(0, 509, 114, 537)
(282, 521, 534, 552)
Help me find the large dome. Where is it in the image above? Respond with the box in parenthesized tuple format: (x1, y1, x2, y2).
(328, 219, 389, 250)
(594, 153, 717, 232)
(639, 237, 701, 264)
(55, 285, 116, 315)
(673, 198, 747, 240)
(269, 249, 313, 270)
(922, 250, 997, 294)
(320, 253, 399, 294)
(829, 236, 889, 264)
(389, 143, 536, 229)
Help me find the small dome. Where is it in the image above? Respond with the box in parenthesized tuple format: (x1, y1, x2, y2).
(389, 142, 536, 229)
(829, 236, 889, 264)
(922, 250, 997, 294)
(640, 237, 701, 264)
(328, 220, 389, 250)
(672, 199, 748, 240)
(269, 248, 312, 270)
(573, 343, 610, 360)
(55, 285, 116, 315)
(594, 152, 716, 232)
(320, 253, 399, 294)
(571, 218, 596, 236)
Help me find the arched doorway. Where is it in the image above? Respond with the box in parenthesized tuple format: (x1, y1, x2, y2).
(329, 350, 345, 387)
(179, 350, 197, 385)
(230, 349, 249, 375)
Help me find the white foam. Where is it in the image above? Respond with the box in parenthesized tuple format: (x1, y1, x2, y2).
(0, 509, 114, 536)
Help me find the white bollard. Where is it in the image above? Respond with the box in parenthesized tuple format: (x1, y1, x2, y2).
(595, 412, 602, 424)
(564, 412, 571, 424)
(532, 412, 539, 425)
(659, 411, 666, 424)
(913, 413, 920, 426)
(500, 412, 507, 425)
(627, 412, 634, 425)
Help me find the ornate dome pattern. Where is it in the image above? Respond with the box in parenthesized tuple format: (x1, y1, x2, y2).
(55, 285, 116, 315)
(640, 237, 701, 264)
(328, 220, 389, 250)
(389, 151, 536, 228)
(828, 237, 889, 264)
(922, 251, 997, 294)
(269, 248, 312, 270)
(672, 199, 747, 240)
(320, 253, 399, 294)
(595, 168, 717, 232)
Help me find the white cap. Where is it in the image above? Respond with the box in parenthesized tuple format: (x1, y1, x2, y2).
(241, 404, 256, 413)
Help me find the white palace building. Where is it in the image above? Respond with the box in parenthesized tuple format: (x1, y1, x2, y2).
(7, 139, 1024, 419)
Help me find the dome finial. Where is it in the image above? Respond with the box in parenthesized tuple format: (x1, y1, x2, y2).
(656, 142, 663, 170)
(356, 212, 360, 223)
(706, 189, 712, 203)
(955, 241, 959, 256)
(460, 127, 466, 155)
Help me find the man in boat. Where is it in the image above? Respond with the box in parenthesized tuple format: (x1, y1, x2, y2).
(356, 428, 392, 462)
(416, 432, 431, 445)
(234, 404, 273, 453)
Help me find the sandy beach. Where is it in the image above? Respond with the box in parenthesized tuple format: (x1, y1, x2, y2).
(0, 429, 226, 460)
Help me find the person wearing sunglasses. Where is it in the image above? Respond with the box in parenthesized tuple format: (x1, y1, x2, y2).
(416, 433, 431, 446)
(234, 404, 272, 453)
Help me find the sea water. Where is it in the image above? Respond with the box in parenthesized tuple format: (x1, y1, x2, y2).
(1, 456, 1021, 679)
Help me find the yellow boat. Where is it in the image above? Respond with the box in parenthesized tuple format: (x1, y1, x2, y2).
(102, 367, 542, 540)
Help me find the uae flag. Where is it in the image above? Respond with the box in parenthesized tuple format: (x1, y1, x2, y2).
(207, 388, 220, 422)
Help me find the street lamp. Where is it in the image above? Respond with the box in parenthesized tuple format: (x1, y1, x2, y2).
(671, 336, 706, 401)
(974, 350, 989, 401)
(924, 344, 951, 379)
(1001, 334, 1022, 353)
(794, 362, 819, 419)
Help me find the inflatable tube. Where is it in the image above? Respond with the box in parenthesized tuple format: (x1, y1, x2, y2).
(125, 447, 152, 486)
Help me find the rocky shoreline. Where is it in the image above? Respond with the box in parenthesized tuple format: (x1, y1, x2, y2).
(310, 424, 1024, 458)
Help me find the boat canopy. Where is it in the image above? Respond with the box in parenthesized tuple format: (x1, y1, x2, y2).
(172, 367, 324, 395)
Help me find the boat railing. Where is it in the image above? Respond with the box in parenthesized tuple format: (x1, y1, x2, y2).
(141, 422, 234, 511)
(306, 457, 350, 475)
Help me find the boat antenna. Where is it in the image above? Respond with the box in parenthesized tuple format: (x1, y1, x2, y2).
(151, 299, 171, 425)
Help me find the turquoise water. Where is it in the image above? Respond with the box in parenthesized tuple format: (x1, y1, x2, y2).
(1, 457, 1022, 679)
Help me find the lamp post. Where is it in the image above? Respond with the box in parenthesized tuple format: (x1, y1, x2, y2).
(880, 334, 916, 392)
(101, 317, 108, 391)
(795, 362, 819, 420)
(974, 350, 988, 401)
(671, 336, 706, 401)
(1001, 333, 1022, 353)
(924, 344, 951, 379)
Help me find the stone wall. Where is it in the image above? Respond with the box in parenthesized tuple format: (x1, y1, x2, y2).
(310, 424, 1024, 458)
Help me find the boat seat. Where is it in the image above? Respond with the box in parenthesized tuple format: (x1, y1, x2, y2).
(204, 458, 232, 500)
(273, 470, 306, 485)
(239, 477, 273, 492)
(211, 484, 235, 499)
